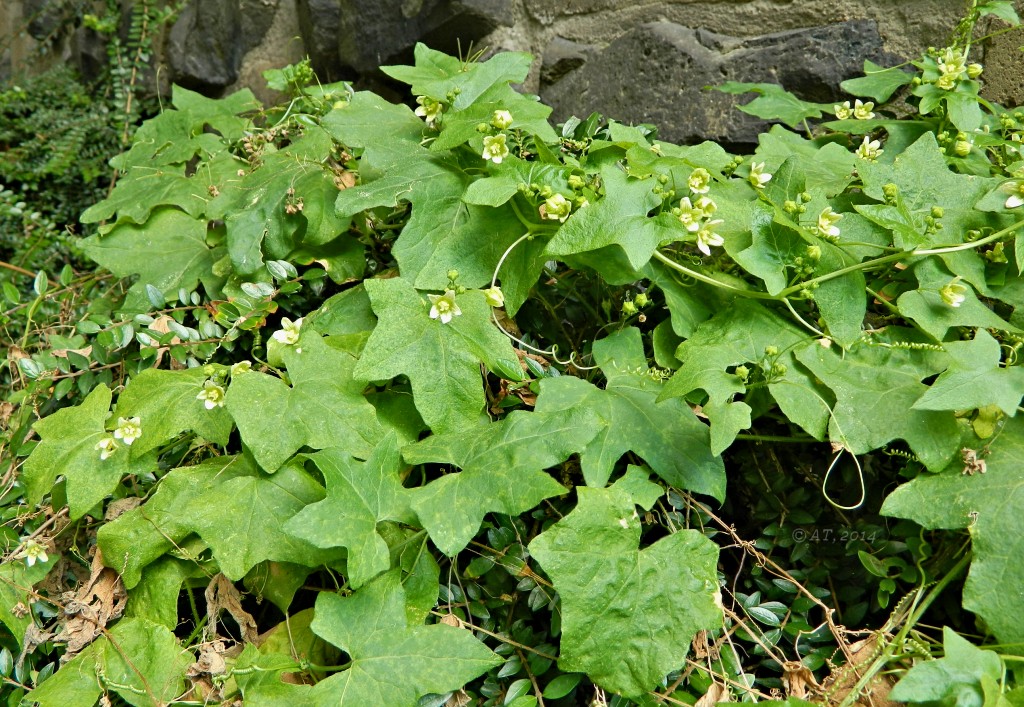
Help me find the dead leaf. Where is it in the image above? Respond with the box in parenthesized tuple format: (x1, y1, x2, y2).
(445, 689, 471, 707)
(0, 401, 14, 428)
(54, 547, 127, 660)
(104, 496, 143, 521)
(439, 613, 462, 628)
(782, 660, 819, 700)
(50, 346, 93, 359)
(695, 682, 730, 707)
(823, 636, 897, 707)
(204, 574, 259, 644)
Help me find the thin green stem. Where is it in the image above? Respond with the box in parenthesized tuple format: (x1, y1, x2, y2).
(651, 251, 776, 299)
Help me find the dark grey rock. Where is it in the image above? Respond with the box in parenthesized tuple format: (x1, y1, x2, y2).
(338, 0, 513, 74)
(297, 0, 345, 81)
(166, 1, 244, 92)
(541, 20, 897, 148)
(23, 0, 72, 42)
(239, 0, 278, 54)
(540, 37, 595, 86)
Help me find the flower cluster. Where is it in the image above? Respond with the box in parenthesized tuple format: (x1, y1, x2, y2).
(935, 47, 968, 90)
(834, 99, 875, 120)
(676, 193, 724, 256)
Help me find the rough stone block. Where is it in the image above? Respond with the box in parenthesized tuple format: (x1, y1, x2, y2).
(337, 0, 513, 74)
(167, 1, 244, 92)
(297, 0, 345, 81)
(540, 19, 896, 148)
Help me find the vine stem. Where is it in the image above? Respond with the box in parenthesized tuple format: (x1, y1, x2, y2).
(836, 550, 972, 707)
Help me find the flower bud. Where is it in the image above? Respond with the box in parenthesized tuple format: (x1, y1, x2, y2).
(764, 345, 779, 356)
(634, 292, 650, 308)
(954, 138, 972, 157)
(967, 63, 983, 79)
(622, 300, 638, 316)
(567, 175, 585, 190)
(931, 206, 945, 219)
(491, 109, 513, 130)
(447, 269, 460, 281)
(734, 365, 750, 380)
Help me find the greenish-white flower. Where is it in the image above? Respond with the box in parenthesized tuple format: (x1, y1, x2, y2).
(541, 193, 572, 222)
(936, 47, 967, 90)
(16, 538, 48, 567)
(749, 161, 772, 189)
(1001, 180, 1024, 209)
(940, 278, 968, 308)
(491, 109, 513, 130)
(273, 317, 303, 345)
(695, 219, 725, 256)
(833, 101, 852, 119)
(483, 286, 504, 308)
(816, 207, 842, 238)
(95, 436, 119, 460)
(197, 380, 227, 410)
(113, 416, 142, 446)
(694, 195, 717, 218)
(856, 136, 883, 161)
(853, 99, 875, 120)
(482, 134, 510, 164)
(414, 96, 443, 126)
(428, 290, 462, 324)
(688, 167, 711, 194)
(677, 197, 704, 232)
(231, 360, 252, 376)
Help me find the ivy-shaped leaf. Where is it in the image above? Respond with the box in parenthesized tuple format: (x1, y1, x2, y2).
(913, 329, 1024, 415)
(284, 433, 415, 588)
(858, 132, 1008, 292)
(404, 406, 602, 555)
(27, 618, 191, 707)
(23, 385, 143, 519)
(716, 81, 831, 128)
(431, 81, 558, 152)
(897, 258, 1019, 341)
(115, 366, 233, 456)
(796, 340, 959, 470)
(98, 455, 341, 585)
(0, 554, 57, 644)
(659, 300, 831, 450)
(82, 207, 223, 301)
(889, 627, 1002, 705)
(307, 569, 501, 705)
(529, 479, 721, 697)
(545, 164, 678, 272)
(228, 331, 384, 472)
(383, 44, 533, 111)
(535, 327, 726, 498)
(882, 417, 1024, 645)
(353, 277, 521, 434)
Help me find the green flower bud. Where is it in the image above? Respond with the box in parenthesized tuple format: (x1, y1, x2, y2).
(799, 192, 812, 203)
(567, 175, 585, 190)
(806, 244, 822, 261)
(447, 269, 460, 281)
(883, 183, 899, 203)
(764, 345, 779, 356)
(734, 365, 750, 380)
(476, 123, 490, 133)
(772, 363, 788, 376)
(540, 185, 553, 198)
(634, 292, 650, 308)
(784, 200, 798, 213)
(931, 206, 944, 219)
(658, 174, 669, 185)
(967, 63, 983, 79)
(954, 138, 972, 157)
(622, 299, 638, 316)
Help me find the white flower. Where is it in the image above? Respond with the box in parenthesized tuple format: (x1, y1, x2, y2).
(936, 47, 967, 89)
(428, 290, 462, 324)
(816, 207, 842, 239)
(695, 220, 725, 256)
(272, 317, 303, 345)
(95, 437, 119, 460)
(856, 136, 883, 161)
(15, 539, 48, 567)
(677, 197, 703, 232)
(853, 99, 875, 120)
(113, 416, 142, 446)
(694, 196, 717, 218)
(541, 193, 572, 222)
(481, 134, 510, 164)
(833, 101, 852, 119)
(491, 109, 513, 130)
(940, 278, 968, 308)
(483, 286, 504, 308)
(414, 96, 443, 126)
(197, 380, 227, 410)
(1000, 180, 1024, 209)
(749, 162, 772, 189)
(688, 167, 711, 194)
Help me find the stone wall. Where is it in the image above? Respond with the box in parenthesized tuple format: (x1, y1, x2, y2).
(3, 0, 1024, 145)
